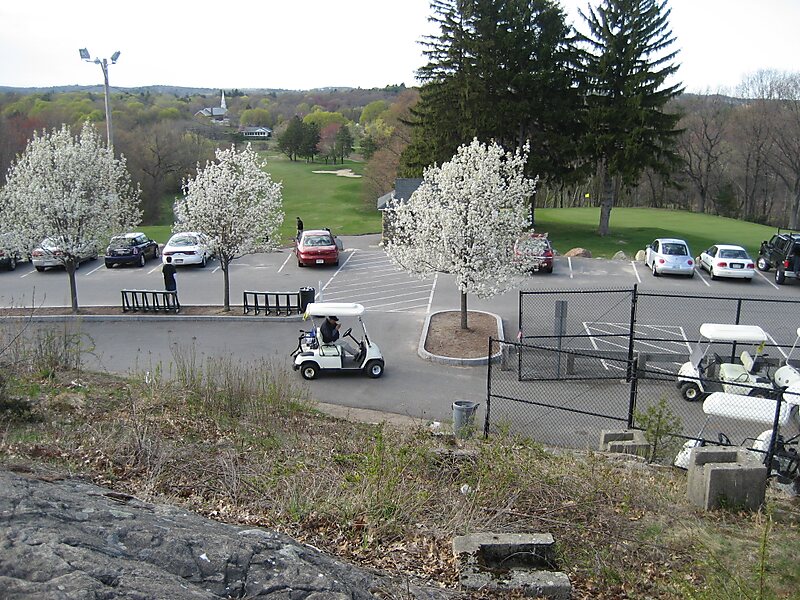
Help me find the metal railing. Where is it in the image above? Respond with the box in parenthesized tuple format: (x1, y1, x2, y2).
(243, 291, 302, 315)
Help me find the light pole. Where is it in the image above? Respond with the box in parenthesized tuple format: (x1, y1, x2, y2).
(79, 48, 120, 148)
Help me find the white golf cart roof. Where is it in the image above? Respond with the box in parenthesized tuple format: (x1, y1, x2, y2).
(698, 323, 768, 344)
(304, 302, 365, 318)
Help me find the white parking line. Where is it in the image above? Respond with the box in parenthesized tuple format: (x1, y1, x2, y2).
(277, 253, 292, 273)
(324, 281, 431, 297)
(630, 260, 642, 283)
(148, 265, 161, 275)
(755, 270, 780, 290)
(568, 257, 573, 279)
(84, 264, 104, 276)
(20, 270, 36, 278)
(694, 270, 711, 287)
(426, 273, 438, 314)
(321, 249, 359, 292)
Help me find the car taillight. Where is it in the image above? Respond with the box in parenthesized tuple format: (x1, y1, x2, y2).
(784, 260, 791, 268)
(658, 258, 665, 264)
(544, 250, 553, 257)
(716, 261, 727, 268)
(687, 259, 693, 266)
(32, 250, 43, 257)
(747, 263, 754, 269)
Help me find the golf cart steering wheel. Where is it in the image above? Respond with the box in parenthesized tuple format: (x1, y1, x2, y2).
(718, 432, 732, 446)
(342, 327, 352, 338)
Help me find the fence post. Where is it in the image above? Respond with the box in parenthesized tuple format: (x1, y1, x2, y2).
(627, 355, 639, 429)
(484, 337, 493, 438)
(626, 284, 638, 383)
(731, 298, 743, 363)
(764, 395, 784, 476)
(554, 300, 567, 379)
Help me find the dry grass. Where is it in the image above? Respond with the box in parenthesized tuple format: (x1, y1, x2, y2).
(1, 337, 799, 599)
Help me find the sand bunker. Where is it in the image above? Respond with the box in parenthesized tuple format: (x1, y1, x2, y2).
(312, 168, 362, 178)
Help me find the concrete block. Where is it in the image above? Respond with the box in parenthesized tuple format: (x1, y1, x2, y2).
(687, 447, 767, 511)
(453, 533, 571, 598)
(599, 430, 649, 457)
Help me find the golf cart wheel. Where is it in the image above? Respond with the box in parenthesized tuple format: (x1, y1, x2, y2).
(748, 388, 773, 399)
(680, 382, 701, 402)
(300, 362, 319, 380)
(365, 359, 384, 378)
(757, 257, 769, 271)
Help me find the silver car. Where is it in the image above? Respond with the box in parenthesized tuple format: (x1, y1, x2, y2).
(645, 238, 695, 277)
(31, 237, 98, 272)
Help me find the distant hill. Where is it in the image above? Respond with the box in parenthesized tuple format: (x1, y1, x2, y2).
(0, 84, 369, 96)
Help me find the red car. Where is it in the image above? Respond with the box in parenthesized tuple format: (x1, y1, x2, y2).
(296, 229, 339, 267)
(514, 232, 554, 273)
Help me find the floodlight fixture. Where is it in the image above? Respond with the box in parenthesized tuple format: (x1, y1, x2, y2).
(111, 51, 120, 63)
(79, 48, 90, 60)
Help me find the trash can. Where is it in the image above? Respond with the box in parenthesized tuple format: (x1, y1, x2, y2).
(452, 400, 480, 439)
(299, 287, 315, 312)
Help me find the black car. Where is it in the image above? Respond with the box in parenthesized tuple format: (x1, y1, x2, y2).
(0, 233, 22, 271)
(105, 232, 160, 268)
(757, 230, 800, 285)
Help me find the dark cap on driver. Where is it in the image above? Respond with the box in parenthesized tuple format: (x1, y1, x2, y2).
(328, 316, 338, 321)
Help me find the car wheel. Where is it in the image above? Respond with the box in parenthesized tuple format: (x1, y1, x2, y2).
(105, 261, 113, 269)
(776, 269, 786, 285)
(300, 362, 319, 380)
(8, 257, 16, 271)
(688, 270, 695, 278)
(334, 259, 339, 267)
(365, 359, 384, 378)
(35, 266, 45, 272)
(154, 246, 160, 259)
(651, 263, 659, 277)
(138, 254, 146, 267)
(710, 270, 717, 280)
(297, 258, 305, 267)
(756, 257, 769, 272)
(199, 255, 207, 268)
(680, 382, 701, 402)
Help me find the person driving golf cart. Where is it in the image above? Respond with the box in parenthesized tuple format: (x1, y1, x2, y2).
(321, 315, 358, 359)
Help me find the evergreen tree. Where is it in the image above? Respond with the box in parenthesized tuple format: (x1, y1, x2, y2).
(573, 0, 683, 235)
(277, 116, 305, 161)
(400, 0, 580, 190)
(300, 121, 321, 162)
(335, 125, 354, 163)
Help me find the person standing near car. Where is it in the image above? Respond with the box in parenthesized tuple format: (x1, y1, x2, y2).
(320, 315, 358, 358)
(296, 216, 304, 240)
(162, 256, 177, 292)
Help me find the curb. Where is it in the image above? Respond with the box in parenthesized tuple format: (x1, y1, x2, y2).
(0, 306, 304, 323)
(418, 310, 504, 366)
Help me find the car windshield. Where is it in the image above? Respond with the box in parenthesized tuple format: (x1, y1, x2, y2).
(304, 235, 334, 247)
(663, 243, 688, 256)
(111, 237, 137, 248)
(719, 249, 748, 259)
(517, 237, 549, 254)
(170, 235, 198, 247)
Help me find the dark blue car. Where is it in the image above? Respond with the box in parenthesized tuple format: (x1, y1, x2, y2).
(105, 232, 160, 268)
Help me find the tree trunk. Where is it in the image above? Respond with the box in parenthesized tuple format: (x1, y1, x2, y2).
(598, 163, 614, 236)
(222, 257, 230, 312)
(66, 261, 79, 313)
(460, 291, 468, 330)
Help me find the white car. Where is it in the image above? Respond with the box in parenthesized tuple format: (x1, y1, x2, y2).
(644, 238, 695, 277)
(698, 244, 755, 281)
(31, 237, 98, 271)
(162, 232, 213, 267)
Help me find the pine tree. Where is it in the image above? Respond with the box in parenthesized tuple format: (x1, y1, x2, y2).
(574, 0, 683, 235)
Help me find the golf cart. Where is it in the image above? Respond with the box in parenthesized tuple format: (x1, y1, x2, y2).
(673, 328, 800, 482)
(677, 323, 776, 401)
(291, 302, 384, 380)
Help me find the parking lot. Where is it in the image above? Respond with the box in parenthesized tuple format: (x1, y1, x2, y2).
(1, 237, 797, 312)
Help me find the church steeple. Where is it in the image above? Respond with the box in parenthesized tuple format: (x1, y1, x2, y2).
(221, 90, 227, 110)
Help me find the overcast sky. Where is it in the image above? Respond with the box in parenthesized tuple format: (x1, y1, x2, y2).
(1, 0, 798, 94)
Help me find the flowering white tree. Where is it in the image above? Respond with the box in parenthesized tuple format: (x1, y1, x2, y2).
(385, 139, 537, 329)
(176, 145, 283, 310)
(1, 123, 140, 312)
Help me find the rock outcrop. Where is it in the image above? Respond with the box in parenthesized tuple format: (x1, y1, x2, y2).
(0, 468, 452, 599)
(564, 248, 592, 258)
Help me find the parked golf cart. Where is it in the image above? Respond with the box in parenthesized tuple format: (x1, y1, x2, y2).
(677, 323, 777, 402)
(674, 328, 800, 482)
(291, 302, 384, 380)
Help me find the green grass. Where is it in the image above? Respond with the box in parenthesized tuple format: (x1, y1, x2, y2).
(534, 207, 779, 259)
(139, 225, 174, 245)
(259, 153, 380, 243)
